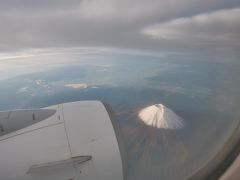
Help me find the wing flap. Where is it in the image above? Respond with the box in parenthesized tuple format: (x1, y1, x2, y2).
(27, 156, 92, 174)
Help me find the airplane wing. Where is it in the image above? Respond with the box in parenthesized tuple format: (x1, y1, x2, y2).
(0, 101, 124, 180)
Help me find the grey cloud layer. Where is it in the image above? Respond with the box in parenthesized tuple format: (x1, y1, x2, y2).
(142, 8, 240, 42)
(0, 0, 239, 61)
(0, 0, 80, 11)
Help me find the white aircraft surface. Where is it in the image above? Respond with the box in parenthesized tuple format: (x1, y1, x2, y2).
(0, 101, 124, 180)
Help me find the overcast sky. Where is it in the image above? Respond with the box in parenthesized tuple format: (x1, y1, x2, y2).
(0, 0, 239, 61)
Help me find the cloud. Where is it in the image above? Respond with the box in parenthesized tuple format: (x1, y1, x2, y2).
(96, 64, 112, 68)
(0, 0, 239, 61)
(16, 79, 54, 96)
(0, 47, 103, 80)
(78, 0, 240, 21)
(142, 8, 240, 43)
(65, 83, 88, 89)
(17, 86, 30, 93)
(0, 0, 80, 12)
(35, 79, 51, 89)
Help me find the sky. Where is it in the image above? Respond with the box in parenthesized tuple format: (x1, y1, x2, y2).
(0, 0, 239, 61)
